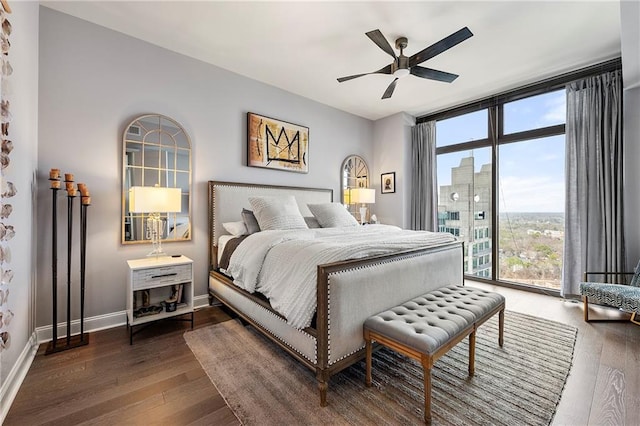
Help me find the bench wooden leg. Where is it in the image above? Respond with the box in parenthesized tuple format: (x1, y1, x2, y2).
(365, 336, 373, 387)
(421, 357, 432, 424)
(583, 296, 590, 322)
(468, 330, 476, 376)
(498, 308, 504, 347)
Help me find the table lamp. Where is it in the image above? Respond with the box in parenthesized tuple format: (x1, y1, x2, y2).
(350, 188, 375, 225)
(129, 186, 182, 257)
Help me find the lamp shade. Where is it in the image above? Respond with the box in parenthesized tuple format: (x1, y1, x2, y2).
(351, 188, 375, 204)
(129, 186, 182, 213)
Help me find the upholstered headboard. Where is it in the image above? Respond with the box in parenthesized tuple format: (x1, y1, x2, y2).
(208, 181, 333, 270)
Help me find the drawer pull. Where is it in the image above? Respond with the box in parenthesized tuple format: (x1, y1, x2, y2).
(151, 273, 178, 279)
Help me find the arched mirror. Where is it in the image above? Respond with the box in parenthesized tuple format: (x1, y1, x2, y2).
(341, 154, 370, 219)
(122, 114, 192, 245)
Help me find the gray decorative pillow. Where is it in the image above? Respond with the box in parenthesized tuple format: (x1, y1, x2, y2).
(248, 196, 308, 231)
(241, 208, 261, 234)
(307, 203, 359, 228)
(304, 216, 321, 229)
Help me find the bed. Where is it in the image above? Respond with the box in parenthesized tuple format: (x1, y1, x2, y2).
(207, 181, 464, 405)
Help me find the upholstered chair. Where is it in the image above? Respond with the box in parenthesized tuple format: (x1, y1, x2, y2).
(580, 260, 640, 324)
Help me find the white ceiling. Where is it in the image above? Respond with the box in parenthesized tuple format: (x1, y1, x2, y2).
(41, 1, 622, 121)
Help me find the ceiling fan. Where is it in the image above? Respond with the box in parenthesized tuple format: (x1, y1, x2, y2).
(337, 27, 473, 99)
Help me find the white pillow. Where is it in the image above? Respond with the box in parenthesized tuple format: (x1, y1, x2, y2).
(248, 195, 308, 231)
(222, 221, 247, 236)
(307, 203, 359, 228)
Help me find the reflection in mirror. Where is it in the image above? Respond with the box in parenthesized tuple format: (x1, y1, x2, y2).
(122, 114, 192, 245)
(341, 155, 369, 220)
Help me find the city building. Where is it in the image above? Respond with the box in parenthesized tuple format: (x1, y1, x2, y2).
(438, 156, 492, 278)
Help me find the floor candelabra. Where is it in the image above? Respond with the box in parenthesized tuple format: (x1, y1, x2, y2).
(46, 169, 91, 354)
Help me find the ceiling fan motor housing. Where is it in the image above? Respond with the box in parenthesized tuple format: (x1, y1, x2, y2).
(392, 55, 410, 77)
(392, 37, 410, 77)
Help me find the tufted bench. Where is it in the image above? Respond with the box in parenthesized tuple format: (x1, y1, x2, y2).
(363, 285, 505, 424)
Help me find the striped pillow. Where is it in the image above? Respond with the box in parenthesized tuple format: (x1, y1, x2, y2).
(248, 196, 308, 231)
(307, 203, 359, 228)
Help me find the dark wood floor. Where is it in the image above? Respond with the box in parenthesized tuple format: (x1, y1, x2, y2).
(6, 283, 640, 425)
(5, 306, 239, 426)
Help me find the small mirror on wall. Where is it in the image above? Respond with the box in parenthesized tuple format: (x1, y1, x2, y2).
(122, 114, 192, 245)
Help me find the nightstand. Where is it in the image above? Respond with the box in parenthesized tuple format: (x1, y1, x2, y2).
(126, 255, 194, 344)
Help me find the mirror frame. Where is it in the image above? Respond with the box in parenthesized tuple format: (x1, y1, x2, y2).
(121, 114, 192, 245)
(341, 154, 370, 217)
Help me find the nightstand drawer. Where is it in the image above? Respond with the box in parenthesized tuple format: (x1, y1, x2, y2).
(132, 263, 192, 289)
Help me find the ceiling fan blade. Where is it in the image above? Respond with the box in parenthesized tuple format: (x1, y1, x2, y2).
(337, 73, 369, 83)
(410, 66, 459, 83)
(337, 64, 392, 83)
(409, 27, 473, 67)
(382, 78, 399, 99)
(366, 29, 397, 60)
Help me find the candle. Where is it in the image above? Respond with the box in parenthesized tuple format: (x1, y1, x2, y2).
(49, 168, 60, 179)
(81, 196, 91, 205)
(64, 173, 74, 182)
(67, 188, 77, 197)
(50, 180, 61, 189)
(65, 182, 74, 191)
(77, 183, 89, 196)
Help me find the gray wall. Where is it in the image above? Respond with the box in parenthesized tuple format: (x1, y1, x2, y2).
(0, 1, 39, 417)
(37, 8, 373, 327)
(372, 112, 414, 228)
(623, 86, 640, 266)
(621, 0, 640, 267)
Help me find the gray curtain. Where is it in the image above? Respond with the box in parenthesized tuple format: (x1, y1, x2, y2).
(562, 69, 625, 296)
(410, 121, 437, 231)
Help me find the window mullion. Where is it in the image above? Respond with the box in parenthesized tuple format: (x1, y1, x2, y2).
(497, 124, 566, 145)
(436, 138, 491, 155)
(490, 106, 499, 282)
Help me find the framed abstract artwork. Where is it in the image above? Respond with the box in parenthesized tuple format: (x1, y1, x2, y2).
(381, 172, 396, 194)
(247, 112, 309, 173)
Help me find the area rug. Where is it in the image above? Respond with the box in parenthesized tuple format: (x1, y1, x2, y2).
(184, 311, 576, 426)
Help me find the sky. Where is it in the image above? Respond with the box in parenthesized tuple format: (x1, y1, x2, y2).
(436, 89, 566, 213)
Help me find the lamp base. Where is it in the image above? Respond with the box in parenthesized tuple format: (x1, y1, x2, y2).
(146, 247, 170, 258)
(359, 206, 368, 225)
(146, 215, 169, 257)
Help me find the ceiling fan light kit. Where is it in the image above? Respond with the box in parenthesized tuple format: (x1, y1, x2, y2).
(337, 27, 473, 99)
(393, 68, 410, 78)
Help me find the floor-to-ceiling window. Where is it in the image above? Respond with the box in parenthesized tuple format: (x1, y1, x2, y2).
(497, 91, 566, 289)
(431, 88, 566, 291)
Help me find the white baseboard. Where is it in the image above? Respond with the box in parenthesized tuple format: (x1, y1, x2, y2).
(36, 294, 213, 343)
(36, 310, 127, 343)
(193, 294, 210, 309)
(0, 331, 39, 423)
